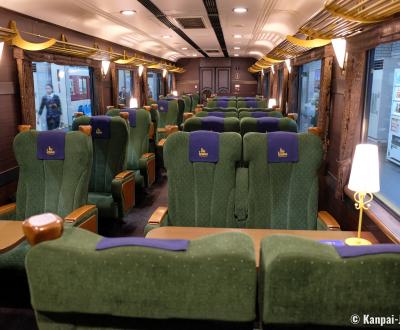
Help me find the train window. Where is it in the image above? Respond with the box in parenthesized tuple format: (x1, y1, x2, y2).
(33, 62, 92, 131)
(264, 71, 270, 99)
(298, 60, 321, 132)
(147, 71, 162, 101)
(117, 69, 134, 106)
(364, 41, 400, 215)
(168, 73, 173, 94)
(277, 68, 283, 106)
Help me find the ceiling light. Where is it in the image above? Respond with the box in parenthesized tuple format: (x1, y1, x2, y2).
(0, 42, 4, 61)
(233, 7, 248, 14)
(101, 60, 110, 79)
(233, 34, 242, 39)
(181, 47, 188, 50)
(285, 59, 292, 74)
(234, 54, 239, 57)
(233, 46, 240, 50)
(192, 54, 198, 57)
(162, 35, 171, 39)
(138, 65, 144, 77)
(120, 10, 136, 16)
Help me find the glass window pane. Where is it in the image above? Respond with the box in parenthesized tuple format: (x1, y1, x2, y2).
(117, 69, 133, 106)
(298, 60, 321, 132)
(147, 71, 161, 101)
(365, 41, 400, 214)
(33, 62, 92, 131)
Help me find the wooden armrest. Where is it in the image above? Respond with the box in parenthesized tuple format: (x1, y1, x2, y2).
(158, 128, 167, 133)
(115, 170, 134, 180)
(308, 127, 322, 137)
(183, 113, 194, 121)
(165, 125, 179, 136)
(0, 203, 16, 216)
(120, 112, 129, 120)
(157, 138, 166, 147)
(18, 125, 31, 132)
(149, 122, 155, 139)
(150, 104, 158, 110)
(22, 213, 64, 246)
(74, 112, 84, 118)
(148, 206, 168, 225)
(65, 205, 96, 223)
(287, 113, 298, 121)
(142, 152, 155, 159)
(144, 105, 151, 111)
(79, 125, 92, 136)
(194, 107, 202, 114)
(106, 105, 114, 110)
(318, 211, 341, 230)
(118, 104, 127, 109)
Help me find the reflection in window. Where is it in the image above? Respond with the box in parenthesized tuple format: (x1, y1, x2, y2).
(365, 41, 400, 214)
(118, 69, 133, 106)
(33, 62, 92, 131)
(298, 60, 321, 132)
(147, 71, 162, 101)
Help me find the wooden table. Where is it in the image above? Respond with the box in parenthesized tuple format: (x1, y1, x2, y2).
(147, 227, 378, 266)
(0, 221, 25, 254)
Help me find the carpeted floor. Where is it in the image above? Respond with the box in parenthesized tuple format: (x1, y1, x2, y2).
(0, 174, 169, 329)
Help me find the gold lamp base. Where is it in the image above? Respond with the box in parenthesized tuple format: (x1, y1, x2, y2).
(345, 237, 372, 246)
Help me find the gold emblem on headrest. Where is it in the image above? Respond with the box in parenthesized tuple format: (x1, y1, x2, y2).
(46, 146, 55, 156)
(278, 148, 288, 158)
(96, 128, 103, 135)
(198, 147, 208, 158)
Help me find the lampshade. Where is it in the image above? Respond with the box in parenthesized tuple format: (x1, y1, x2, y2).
(271, 65, 275, 75)
(285, 59, 292, 74)
(101, 60, 110, 77)
(348, 144, 380, 193)
(332, 38, 347, 70)
(129, 97, 138, 108)
(162, 68, 167, 78)
(268, 98, 277, 108)
(138, 65, 144, 77)
(0, 42, 4, 61)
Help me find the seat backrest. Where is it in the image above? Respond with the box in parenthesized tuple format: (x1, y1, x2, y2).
(181, 95, 192, 112)
(243, 132, 322, 229)
(157, 99, 182, 128)
(164, 131, 242, 227)
(238, 110, 283, 119)
(190, 94, 199, 111)
(14, 130, 93, 219)
(196, 111, 237, 118)
(240, 117, 297, 135)
(183, 117, 240, 133)
(206, 99, 237, 108)
(73, 115, 129, 193)
(203, 107, 237, 113)
(106, 108, 151, 171)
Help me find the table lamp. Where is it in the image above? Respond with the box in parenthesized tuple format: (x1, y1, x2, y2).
(346, 144, 380, 246)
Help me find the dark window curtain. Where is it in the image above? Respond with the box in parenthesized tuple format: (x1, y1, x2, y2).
(140, 67, 148, 106)
(110, 63, 118, 107)
(336, 51, 367, 199)
(133, 68, 141, 106)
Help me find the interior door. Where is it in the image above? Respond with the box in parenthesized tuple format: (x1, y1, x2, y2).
(200, 68, 215, 94)
(216, 68, 230, 95)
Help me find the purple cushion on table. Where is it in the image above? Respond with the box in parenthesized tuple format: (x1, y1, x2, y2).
(246, 100, 258, 108)
(96, 237, 189, 251)
(267, 131, 298, 163)
(207, 112, 225, 118)
(189, 131, 219, 163)
(37, 130, 66, 160)
(251, 112, 269, 118)
(334, 244, 400, 258)
(256, 117, 280, 132)
(201, 117, 225, 132)
(158, 99, 169, 113)
(217, 100, 228, 108)
(124, 108, 137, 127)
(90, 116, 111, 139)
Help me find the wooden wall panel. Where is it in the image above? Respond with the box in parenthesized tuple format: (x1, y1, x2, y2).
(200, 68, 215, 92)
(216, 68, 230, 94)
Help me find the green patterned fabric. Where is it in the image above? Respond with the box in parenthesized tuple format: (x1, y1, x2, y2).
(13, 130, 93, 220)
(190, 93, 199, 111)
(240, 117, 297, 135)
(203, 107, 237, 113)
(181, 95, 192, 112)
(107, 109, 152, 187)
(158, 99, 182, 130)
(238, 110, 283, 120)
(260, 235, 400, 327)
(243, 132, 322, 229)
(206, 100, 237, 108)
(196, 111, 237, 118)
(72, 116, 130, 219)
(257, 100, 267, 108)
(183, 117, 240, 133)
(27, 228, 257, 326)
(163, 132, 242, 227)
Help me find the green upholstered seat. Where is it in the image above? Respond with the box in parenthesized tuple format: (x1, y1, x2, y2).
(242, 132, 322, 229)
(203, 107, 238, 113)
(240, 117, 297, 135)
(237, 100, 267, 109)
(26, 227, 257, 328)
(206, 100, 237, 108)
(157, 99, 182, 139)
(183, 117, 240, 133)
(238, 110, 283, 119)
(259, 235, 400, 327)
(152, 131, 242, 228)
(196, 111, 238, 118)
(181, 95, 192, 112)
(107, 108, 156, 188)
(73, 115, 134, 220)
(190, 93, 199, 111)
(0, 129, 96, 307)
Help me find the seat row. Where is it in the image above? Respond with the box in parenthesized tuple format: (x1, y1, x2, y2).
(146, 130, 339, 232)
(24, 225, 400, 329)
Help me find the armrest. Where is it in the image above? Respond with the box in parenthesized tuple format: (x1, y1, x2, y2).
(157, 138, 166, 147)
(65, 205, 98, 233)
(18, 125, 31, 132)
(139, 153, 156, 187)
(0, 203, 16, 220)
(22, 213, 64, 246)
(183, 113, 194, 121)
(157, 127, 167, 133)
(165, 125, 179, 137)
(112, 170, 135, 215)
(149, 122, 155, 140)
(308, 127, 322, 137)
(317, 211, 341, 231)
(148, 206, 168, 225)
